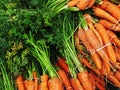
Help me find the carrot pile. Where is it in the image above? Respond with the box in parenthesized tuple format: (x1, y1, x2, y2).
(14, 0, 120, 90)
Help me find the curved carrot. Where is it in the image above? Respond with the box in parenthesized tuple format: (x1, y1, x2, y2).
(107, 30, 120, 48)
(77, 0, 90, 10)
(70, 78, 84, 90)
(93, 7, 117, 23)
(27, 80, 35, 90)
(33, 71, 38, 90)
(48, 77, 64, 90)
(57, 57, 69, 74)
(58, 69, 73, 90)
(16, 75, 25, 90)
(67, 0, 78, 7)
(77, 70, 93, 90)
(94, 23, 116, 62)
(40, 74, 49, 90)
(88, 0, 95, 8)
(100, 1, 120, 21)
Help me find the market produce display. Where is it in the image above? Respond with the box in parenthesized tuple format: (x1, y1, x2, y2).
(0, 0, 120, 90)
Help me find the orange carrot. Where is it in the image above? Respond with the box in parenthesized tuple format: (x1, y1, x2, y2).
(94, 23, 116, 62)
(99, 19, 120, 32)
(48, 77, 64, 90)
(57, 57, 69, 74)
(27, 80, 35, 90)
(38, 84, 41, 90)
(77, 70, 93, 90)
(16, 75, 25, 90)
(70, 78, 84, 90)
(58, 69, 73, 90)
(24, 79, 29, 90)
(67, 0, 78, 7)
(107, 72, 120, 87)
(100, 1, 120, 21)
(93, 7, 117, 23)
(33, 71, 38, 90)
(107, 30, 120, 48)
(88, 0, 95, 8)
(40, 74, 49, 90)
(95, 76, 105, 86)
(95, 82, 105, 90)
(77, 28, 102, 69)
(114, 71, 120, 82)
(77, 0, 90, 10)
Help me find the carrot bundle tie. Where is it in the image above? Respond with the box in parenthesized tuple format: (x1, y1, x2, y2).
(111, 19, 120, 31)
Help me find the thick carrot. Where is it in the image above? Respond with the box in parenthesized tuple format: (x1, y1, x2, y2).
(57, 57, 69, 74)
(95, 82, 105, 90)
(24, 79, 29, 90)
(93, 7, 117, 23)
(40, 74, 49, 90)
(107, 30, 120, 48)
(16, 75, 25, 90)
(48, 77, 64, 90)
(33, 71, 38, 90)
(38, 84, 41, 90)
(99, 19, 120, 32)
(70, 78, 84, 90)
(107, 72, 120, 87)
(27, 80, 35, 90)
(58, 69, 73, 90)
(100, 1, 120, 21)
(94, 23, 116, 62)
(88, 0, 95, 8)
(77, 28, 102, 69)
(67, 0, 78, 7)
(114, 71, 120, 82)
(77, 0, 90, 10)
(77, 70, 93, 90)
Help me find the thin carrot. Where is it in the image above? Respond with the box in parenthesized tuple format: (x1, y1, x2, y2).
(95, 82, 105, 90)
(93, 7, 117, 23)
(77, 28, 102, 69)
(88, 0, 95, 8)
(94, 23, 116, 62)
(77, 0, 90, 10)
(107, 30, 120, 48)
(40, 74, 49, 90)
(57, 57, 69, 74)
(114, 71, 120, 82)
(70, 78, 84, 90)
(38, 84, 41, 90)
(94, 76, 105, 86)
(99, 19, 120, 32)
(100, 1, 120, 21)
(24, 79, 29, 90)
(16, 75, 25, 90)
(77, 70, 93, 90)
(107, 72, 120, 87)
(33, 71, 38, 90)
(48, 77, 64, 90)
(58, 69, 73, 90)
(27, 80, 35, 90)
(67, 0, 78, 7)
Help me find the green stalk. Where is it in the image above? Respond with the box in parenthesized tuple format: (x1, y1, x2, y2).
(0, 59, 14, 90)
(25, 34, 58, 78)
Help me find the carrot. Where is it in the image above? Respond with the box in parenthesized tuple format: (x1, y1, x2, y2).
(77, 0, 90, 10)
(94, 23, 116, 62)
(40, 74, 49, 90)
(48, 77, 64, 90)
(70, 78, 84, 90)
(33, 71, 38, 90)
(88, 0, 95, 8)
(95, 76, 105, 86)
(114, 71, 120, 82)
(27, 80, 35, 90)
(95, 82, 105, 90)
(55, 62, 62, 69)
(77, 70, 93, 90)
(16, 75, 25, 90)
(107, 72, 120, 87)
(77, 28, 102, 69)
(24, 79, 29, 90)
(57, 57, 69, 74)
(67, 0, 78, 7)
(38, 84, 41, 90)
(100, 1, 120, 21)
(93, 7, 117, 23)
(107, 30, 120, 48)
(58, 69, 73, 90)
(99, 19, 120, 32)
